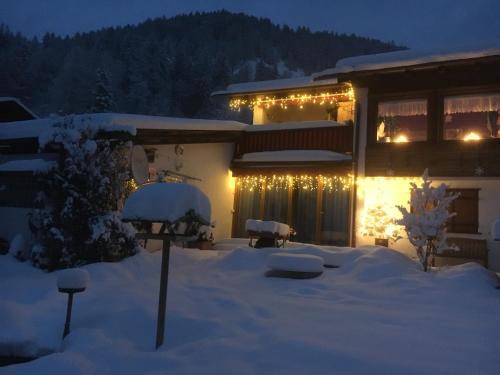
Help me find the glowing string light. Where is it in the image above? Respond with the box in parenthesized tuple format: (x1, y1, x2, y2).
(236, 174, 354, 192)
(228, 86, 355, 112)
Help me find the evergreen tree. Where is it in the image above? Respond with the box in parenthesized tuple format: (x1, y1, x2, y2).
(91, 68, 115, 112)
(29, 117, 137, 270)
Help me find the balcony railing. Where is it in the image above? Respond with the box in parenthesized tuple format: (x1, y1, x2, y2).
(235, 124, 353, 158)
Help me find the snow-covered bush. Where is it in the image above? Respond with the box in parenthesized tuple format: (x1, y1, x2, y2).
(396, 170, 459, 272)
(29, 117, 138, 270)
(9, 234, 27, 260)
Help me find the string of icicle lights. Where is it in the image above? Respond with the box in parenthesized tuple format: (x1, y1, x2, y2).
(236, 174, 354, 192)
(229, 88, 354, 112)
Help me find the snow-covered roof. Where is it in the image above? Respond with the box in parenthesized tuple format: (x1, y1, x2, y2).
(234, 150, 351, 163)
(313, 39, 500, 79)
(0, 113, 247, 140)
(212, 76, 339, 96)
(0, 97, 38, 122)
(244, 120, 343, 132)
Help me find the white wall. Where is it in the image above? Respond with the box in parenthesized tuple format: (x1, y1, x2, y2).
(146, 142, 236, 242)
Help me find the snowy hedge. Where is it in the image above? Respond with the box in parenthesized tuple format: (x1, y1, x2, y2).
(28, 116, 138, 270)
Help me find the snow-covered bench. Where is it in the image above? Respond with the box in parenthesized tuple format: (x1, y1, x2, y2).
(245, 219, 291, 248)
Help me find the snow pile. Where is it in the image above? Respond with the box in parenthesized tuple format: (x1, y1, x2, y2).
(0, 159, 57, 172)
(1, 245, 500, 374)
(122, 183, 211, 223)
(267, 253, 324, 273)
(245, 219, 290, 236)
(57, 269, 89, 291)
(492, 219, 500, 240)
(237, 150, 351, 163)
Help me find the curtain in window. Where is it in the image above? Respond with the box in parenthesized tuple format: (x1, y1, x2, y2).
(378, 99, 427, 117)
(293, 188, 317, 243)
(320, 189, 350, 246)
(263, 189, 288, 224)
(234, 187, 260, 238)
(444, 93, 500, 114)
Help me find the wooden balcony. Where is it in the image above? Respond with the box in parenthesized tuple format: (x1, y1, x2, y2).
(234, 123, 353, 158)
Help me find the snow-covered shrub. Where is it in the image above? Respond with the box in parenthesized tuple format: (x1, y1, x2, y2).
(396, 170, 459, 272)
(29, 117, 138, 270)
(9, 234, 27, 260)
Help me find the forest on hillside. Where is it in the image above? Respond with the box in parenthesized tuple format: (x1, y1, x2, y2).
(0, 11, 401, 120)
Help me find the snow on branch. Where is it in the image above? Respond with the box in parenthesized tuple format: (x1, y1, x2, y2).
(396, 169, 459, 271)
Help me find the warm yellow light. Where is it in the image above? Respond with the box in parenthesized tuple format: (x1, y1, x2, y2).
(463, 132, 481, 141)
(236, 174, 353, 192)
(393, 134, 409, 143)
(228, 85, 354, 111)
(357, 176, 419, 240)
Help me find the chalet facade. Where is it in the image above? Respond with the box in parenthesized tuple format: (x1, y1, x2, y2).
(214, 41, 500, 270)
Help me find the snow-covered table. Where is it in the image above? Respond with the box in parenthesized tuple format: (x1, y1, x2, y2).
(245, 219, 291, 248)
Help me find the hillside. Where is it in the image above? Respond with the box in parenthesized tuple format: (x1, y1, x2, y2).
(0, 11, 401, 120)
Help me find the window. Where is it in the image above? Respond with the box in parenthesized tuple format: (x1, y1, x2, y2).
(443, 93, 500, 141)
(376, 99, 428, 143)
(447, 189, 479, 234)
(233, 176, 351, 245)
(233, 188, 260, 238)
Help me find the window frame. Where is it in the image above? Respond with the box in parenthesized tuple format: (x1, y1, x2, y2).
(231, 176, 351, 245)
(439, 86, 500, 143)
(368, 90, 436, 146)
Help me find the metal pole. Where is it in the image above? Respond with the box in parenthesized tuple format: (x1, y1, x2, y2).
(63, 292, 74, 338)
(155, 239, 171, 349)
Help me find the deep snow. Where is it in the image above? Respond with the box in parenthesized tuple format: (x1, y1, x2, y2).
(1, 244, 500, 374)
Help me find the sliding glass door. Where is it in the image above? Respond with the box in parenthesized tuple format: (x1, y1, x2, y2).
(233, 175, 351, 245)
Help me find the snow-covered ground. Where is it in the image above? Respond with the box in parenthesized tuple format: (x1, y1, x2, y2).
(1, 243, 500, 374)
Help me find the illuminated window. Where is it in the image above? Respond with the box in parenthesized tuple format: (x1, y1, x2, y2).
(376, 99, 427, 143)
(443, 93, 500, 141)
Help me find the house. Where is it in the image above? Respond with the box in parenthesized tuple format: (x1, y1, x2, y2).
(2, 40, 500, 271)
(212, 76, 356, 245)
(0, 113, 245, 245)
(214, 40, 500, 270)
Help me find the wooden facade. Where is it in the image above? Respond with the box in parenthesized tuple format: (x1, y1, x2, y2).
(341, 56, 500, 177)
(234, 125, 353, 158)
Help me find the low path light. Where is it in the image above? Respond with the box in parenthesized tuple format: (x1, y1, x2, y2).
(57, 268, 89, 338)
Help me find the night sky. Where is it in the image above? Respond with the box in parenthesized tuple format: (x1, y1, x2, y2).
(1, 0, 500, 49)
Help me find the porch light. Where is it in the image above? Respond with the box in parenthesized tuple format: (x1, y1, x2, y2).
(393, 134, 409, 143)
(463, 132, 482, 141)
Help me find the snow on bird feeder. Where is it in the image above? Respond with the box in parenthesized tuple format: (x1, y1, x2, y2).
(57, 268, 89, 339)
(122, 182, 211, 349)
